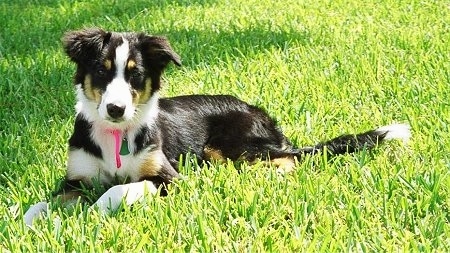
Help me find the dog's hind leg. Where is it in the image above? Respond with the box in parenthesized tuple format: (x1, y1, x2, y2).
(203, 138, 300, 172)
(252, 154, 298, 173)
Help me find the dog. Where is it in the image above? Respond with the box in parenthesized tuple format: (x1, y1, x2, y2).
(23, 28, 410, 225)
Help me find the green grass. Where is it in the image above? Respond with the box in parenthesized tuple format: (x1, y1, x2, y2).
(1, 0, 449, 251)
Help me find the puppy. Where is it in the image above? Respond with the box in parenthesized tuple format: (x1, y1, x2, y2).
(23, 28, 410, 225)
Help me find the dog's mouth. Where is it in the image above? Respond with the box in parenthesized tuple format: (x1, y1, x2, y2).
(106, 117, 125, 123)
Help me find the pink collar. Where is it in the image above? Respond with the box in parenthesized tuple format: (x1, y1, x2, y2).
(107, 128, 131, 169)
(111, 129, 123, 169)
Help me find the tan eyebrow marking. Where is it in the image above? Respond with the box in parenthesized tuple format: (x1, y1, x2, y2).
(127, 60, 136, 70)
(104, 60, 112, 70)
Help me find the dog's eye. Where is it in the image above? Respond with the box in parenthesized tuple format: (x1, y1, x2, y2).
(96, 67, 107, 77)
(129, 69, 142, 79)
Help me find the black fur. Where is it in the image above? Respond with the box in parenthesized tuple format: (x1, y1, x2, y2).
(157, 95, 294, 164)
(157, 95, 392, 166)
(138, 34, 182, 91)
(304, 129, 388, 155)
(69, 115, 102, 159)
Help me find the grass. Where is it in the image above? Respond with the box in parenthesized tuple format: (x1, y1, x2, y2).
(0, 0, 449, 251)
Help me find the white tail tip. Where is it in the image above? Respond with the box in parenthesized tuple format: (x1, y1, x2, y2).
(376, 123, 411, 143)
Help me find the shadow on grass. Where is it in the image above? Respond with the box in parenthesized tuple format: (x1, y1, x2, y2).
(165, 28, 311, 66)
(3, 0, 216, 8)
(0, 0, 311, 65)
(0, 0, 217, 56)
(0, 0, 312, 121)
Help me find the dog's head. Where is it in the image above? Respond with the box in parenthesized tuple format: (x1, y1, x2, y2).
(63, 28, 181, 128)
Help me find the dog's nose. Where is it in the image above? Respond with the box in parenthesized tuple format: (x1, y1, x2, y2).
(107, 103, 126, 119)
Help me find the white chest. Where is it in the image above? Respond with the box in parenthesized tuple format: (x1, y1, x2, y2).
(67, 128, 149, 185)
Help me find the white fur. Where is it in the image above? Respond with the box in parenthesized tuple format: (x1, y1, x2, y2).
(376, 123, 411, 143)
(93, 181, 158, 213)
(24, 201, 48, 227)
(98, 39, 135, 121)
(23, 181, 158, 225)
(67, 149, 100, 183)
(67, 145, 162, 185)
(98, 77, 135, 121)
(114, 38, 129, 79)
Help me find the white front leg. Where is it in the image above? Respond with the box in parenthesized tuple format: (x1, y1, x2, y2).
(23, 201, 49, 226)
(92, 181, 158, 214)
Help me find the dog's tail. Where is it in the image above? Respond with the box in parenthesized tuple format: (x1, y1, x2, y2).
(294, 123, 411, 157)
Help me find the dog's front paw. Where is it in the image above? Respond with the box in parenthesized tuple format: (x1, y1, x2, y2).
(23, 201, 49, 226)
(92, 181, 158, 214)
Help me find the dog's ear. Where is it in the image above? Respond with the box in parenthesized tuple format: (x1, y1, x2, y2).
(138, 35, 182, 70)
(63, 28, 111, 63)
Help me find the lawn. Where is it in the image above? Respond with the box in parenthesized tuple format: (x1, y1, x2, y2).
(0, 0, 449, 251)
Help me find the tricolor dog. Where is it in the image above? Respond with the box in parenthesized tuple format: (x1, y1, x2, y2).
(24, 28, 410, 225)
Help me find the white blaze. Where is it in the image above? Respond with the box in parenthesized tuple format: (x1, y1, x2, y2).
(98, 39, 135, 121)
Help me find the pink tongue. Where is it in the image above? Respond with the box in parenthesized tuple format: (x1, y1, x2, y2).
(111, 129, 122, 169)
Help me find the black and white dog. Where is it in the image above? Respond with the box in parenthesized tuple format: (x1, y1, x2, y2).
(24, 28, 410, 225)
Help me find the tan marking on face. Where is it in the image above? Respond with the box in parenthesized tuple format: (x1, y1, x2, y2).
(104, 60, 112, 70)
(203, 146, 226, 162)
(135, 78, 152, 104)
(83, 74, 95, 100)
(83, 74, 102, 103)
(93, 89, 102, 103)
(139, 150, 164, 179)
(127, 60, 136, 70)
(131, 89, 139, 105)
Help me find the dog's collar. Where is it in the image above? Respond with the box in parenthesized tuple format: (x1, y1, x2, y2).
(110, 129, 130, 169)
